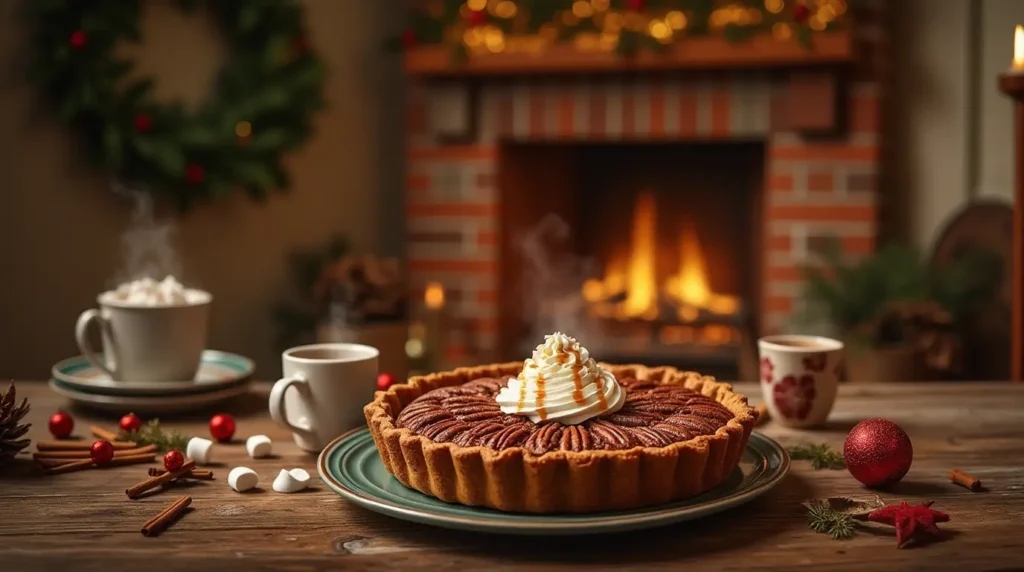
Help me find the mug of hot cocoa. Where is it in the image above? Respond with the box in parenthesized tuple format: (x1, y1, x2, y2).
(757, 335, 844, 428)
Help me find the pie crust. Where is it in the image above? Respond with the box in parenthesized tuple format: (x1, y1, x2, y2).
(364, 362, 756, 514)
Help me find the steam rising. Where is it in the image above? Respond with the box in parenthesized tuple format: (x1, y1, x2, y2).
(112, 184, 182, 285)
(514, 214, 594, 347)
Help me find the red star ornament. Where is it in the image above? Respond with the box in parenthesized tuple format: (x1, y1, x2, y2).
(868, 501, 950, 548)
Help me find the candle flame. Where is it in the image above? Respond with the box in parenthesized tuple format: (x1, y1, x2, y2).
(424, 282, 445, 309)
(1015, 25, 1024, 69)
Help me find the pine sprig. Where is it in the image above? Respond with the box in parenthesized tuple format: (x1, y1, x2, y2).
(119, 419, 190, 453)
(789, 443, 845, 470)
(807, 501, 856, 539)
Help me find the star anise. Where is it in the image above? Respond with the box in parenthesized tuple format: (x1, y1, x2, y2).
(868, 501, 950, 548)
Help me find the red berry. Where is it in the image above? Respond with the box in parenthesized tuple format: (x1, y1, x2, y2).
(465, 9, 486, 27)
(209, 413, 236, 442)
(134, 114, 152, 133)
(90, 440, 114, 464)
(376, 372, 397, 391)
(793, 3, 811, 23)
(48, 411, 74, 439)
(184, 163, 205, 184)
(625, 0, 646, 11)
(163, 449, 185, 472)
(119, 412, 142, 433)
(69, 30, 87, 50)
(401, 29, 417, 49)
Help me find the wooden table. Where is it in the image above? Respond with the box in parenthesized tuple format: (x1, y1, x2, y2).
(2, 381, 1023, 571)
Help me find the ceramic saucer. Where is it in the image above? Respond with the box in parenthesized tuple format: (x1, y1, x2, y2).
(318, 429, 789, 535)
(51, 350, 254, 396)
(48, 378, 251, 414)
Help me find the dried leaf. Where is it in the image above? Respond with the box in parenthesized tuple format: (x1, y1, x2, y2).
(802, 495, 886, 520)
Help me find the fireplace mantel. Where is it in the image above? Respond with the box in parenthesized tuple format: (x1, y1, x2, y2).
(405, 30, 853, 77)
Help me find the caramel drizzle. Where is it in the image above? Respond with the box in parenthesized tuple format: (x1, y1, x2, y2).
(535, 373, 547, 420)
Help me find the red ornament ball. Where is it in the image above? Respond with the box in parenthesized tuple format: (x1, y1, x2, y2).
(184, 163, 205, 184)
(625, 0, 646, 11)
(133, 114, 152, 133)
(48, 411, 74, 439)
(163, 449, 185, 472)
(465, 9, 486, 27)
(401, 28, 417, 49)
(792, 3, 811, 23)
(69, 30, 87, 50)
(90, 440, 114, 465)
(376, 372, 397, 391)
(119, 412, 142, 433)
(209, 413, 236, 442)
(843, 418, 913, 487)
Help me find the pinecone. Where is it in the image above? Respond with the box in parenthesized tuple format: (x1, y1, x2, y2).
(0, 382, 31, 464)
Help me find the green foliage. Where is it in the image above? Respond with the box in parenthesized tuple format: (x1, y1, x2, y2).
(119, 419, 190, 453)
(806, 501, 856, 539)
(789, 443, 846, 470)
(24, 0, 325, 211)
(802, 238, 1002, 345)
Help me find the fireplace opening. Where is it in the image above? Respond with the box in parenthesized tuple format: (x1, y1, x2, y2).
(498, 142, 764, 379)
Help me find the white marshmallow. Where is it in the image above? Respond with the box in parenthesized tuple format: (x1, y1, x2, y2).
(186, 437, 214, 465)
(272, 468, 311, 493)
(245, 435, 273, 459)
(227, 467, 259, 492)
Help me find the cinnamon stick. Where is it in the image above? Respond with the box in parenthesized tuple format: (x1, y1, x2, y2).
(754, 403, 769, 427)
(141, 495, 192, 537)
(33, 444, 157, 460)
(949, 468, 983, 491)
(90, 425, 119, 441)
(41, 453, 156, 473)
(148, 468, 214, 480)
(36, 440, 136, 451)
(126, 459, 196, 499)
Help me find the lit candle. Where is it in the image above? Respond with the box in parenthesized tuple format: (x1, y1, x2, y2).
(1014, 24, 1024, 70)
(423, 282, 446, 369)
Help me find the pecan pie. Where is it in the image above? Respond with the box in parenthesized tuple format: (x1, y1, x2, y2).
(364, 361, 756, 514)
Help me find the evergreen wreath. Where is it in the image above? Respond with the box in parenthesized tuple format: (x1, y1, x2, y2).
(24, 0, 326, 210)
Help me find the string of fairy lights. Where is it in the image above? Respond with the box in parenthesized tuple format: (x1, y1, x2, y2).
(403, 0, 849, 58)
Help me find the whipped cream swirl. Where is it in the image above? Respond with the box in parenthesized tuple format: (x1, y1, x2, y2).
(496, 332, 625, 425)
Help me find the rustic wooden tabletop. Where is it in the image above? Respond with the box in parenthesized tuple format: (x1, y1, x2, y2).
(1, 381, 1022, 571)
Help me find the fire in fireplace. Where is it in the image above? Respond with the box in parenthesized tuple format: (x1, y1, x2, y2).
(500, 142, 763, 378)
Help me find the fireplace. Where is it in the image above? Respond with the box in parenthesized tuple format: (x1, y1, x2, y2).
(403, 1, 885, 378)
(499, 142, 764, 377)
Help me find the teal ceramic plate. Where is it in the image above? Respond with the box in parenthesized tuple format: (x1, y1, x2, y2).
(49, 378, 251, 414)
(51, 350, 254, 396)
(319, 429, 789, 535)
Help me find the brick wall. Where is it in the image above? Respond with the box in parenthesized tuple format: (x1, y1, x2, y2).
(406, 3, 885, 364)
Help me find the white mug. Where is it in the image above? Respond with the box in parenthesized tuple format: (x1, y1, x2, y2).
(269, 343, 379, 453)
(758, 335, 844, 428)
(75, 290, 211, 382)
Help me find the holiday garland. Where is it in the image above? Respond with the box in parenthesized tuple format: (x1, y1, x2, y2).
(398, 0, 849, 59)
(24, 0, 325, 210)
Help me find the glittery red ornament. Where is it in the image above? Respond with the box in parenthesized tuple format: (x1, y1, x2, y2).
(90, 440, 114, 464)
(625, 0, 646, 11)
(69, 30, 87, 50)
(465, 9, 486, 27)
(119, 412, 142, 433)
(376, 372, 396, 391)
(792, 3, 811, 24)
(209, 413, 235, 442)
(48, 411, 74, 439)
(401, 29, 417, 49)
(843, 418, 913, 487)
(163, 449, 185, 472)
(184, 163, 205, 184)
(133, 114, 152, 133)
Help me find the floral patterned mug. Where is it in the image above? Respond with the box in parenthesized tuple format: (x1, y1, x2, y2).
(757, 335, 844, 428)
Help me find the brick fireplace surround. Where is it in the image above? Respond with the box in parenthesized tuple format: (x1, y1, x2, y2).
(405, 3, 885, 367)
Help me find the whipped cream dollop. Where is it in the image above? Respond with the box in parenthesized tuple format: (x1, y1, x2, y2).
(496, 332, 625, 425)
(108, 276, 206, 306)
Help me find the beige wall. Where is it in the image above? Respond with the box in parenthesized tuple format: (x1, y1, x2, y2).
(0, 1, 404, 379)
(894, 0, 1023, 249)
